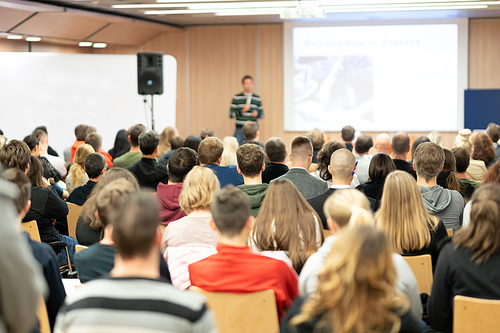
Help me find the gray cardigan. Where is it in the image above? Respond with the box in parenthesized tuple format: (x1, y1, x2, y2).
(271, 167, 329, 200)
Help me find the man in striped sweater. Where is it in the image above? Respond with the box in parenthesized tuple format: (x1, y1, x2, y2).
(55, 192, 216, 333)
(230, 75, 264, 145)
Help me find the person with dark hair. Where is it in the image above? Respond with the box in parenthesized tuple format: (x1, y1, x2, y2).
(262, 137, 289, 184)
(34, 125, 59, 156)
(410, 135, 430, 161)
(241, 121, 265, 150)
(199, 137, 243, 188)
(2, 168, 66, 331)
(189, 185, 298, 319)
(236, 144, 268, 217)
(272, 136, 328, 200)
(183, 134, 202, 152)
(108, 129, 130, 160)
(452, 147, 478, 203)
(437, 149, 462, 193)
(113, 124, 146, 168)
(356, 153, 396, 211)
(157, 147, 198, 226)
(306, 129, 325, 163)
(24, 134, 62, 188)
(159, 135, 185, 166)
(67, 153, 106, 206)
(486, 122, 500, 161)
(56, 192, 213, 332)
(353, 134, 373, 183)
(340, 125, 355, 151)
(200, 128, 214, 140)
(472, 132, 496, 168)
(0, 140, 31, 173)
(71, 124, 96, 163)
(391, 131, 417, 179)
(85, 132, 113, 168)
(127, 130, 169, 190)
(230, 75, 264, 145)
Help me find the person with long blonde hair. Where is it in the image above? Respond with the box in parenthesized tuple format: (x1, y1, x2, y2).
(282, 226, 420, 333)
(250, 178, 322, 273)
(376, 170, 448, 267)
(429, 183, 500, 333)
(158, 126, 178, 159)
(66, 143, 94, 193)
(220, 136, 238, 166)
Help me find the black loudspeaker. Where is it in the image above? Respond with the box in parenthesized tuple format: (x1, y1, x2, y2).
(137, 52, 163, 95)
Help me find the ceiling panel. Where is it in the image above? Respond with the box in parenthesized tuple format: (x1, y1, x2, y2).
(89, 22, 165, 45)
(0, 7, 36, 31)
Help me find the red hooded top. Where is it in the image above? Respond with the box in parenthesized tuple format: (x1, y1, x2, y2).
(156, 182, 186, 226)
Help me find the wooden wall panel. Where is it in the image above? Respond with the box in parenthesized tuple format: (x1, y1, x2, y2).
(469, 19, 500, 89)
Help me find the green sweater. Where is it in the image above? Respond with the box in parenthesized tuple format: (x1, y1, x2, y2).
(230, 92, 264, 125)
(237, 183, 269, 218)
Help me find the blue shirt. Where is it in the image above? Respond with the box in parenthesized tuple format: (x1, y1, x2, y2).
(203, 164, 244, 188)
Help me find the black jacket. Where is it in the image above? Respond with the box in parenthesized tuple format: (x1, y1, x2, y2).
(127, 157, 169, 190)
(67, 180, 97, 206)
(262, 163, 289, 184)
(393, 159, 417, 180)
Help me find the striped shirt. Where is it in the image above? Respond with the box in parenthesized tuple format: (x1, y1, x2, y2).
(230, 92, 264, 125)
(54, 277, 217, 333)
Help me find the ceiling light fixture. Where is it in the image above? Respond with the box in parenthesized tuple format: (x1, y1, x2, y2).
(79, 41, 93, 47)
(26, 37, 41, 42)
(7, 35, 22, 39)
(93, 43, 107, 48)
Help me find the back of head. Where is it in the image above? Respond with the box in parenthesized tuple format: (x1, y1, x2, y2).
(33, 129, 48, 149)
(391, 132, 410, 156)
(84, 153, 106, 179)
(160, 127, 178, 152)
(200, 128, 214, 139)
(211, 185, 250, 237)
(354, 134, 373, 155)
(236, 144, 265, 177)
(316, 140, 346, 180)
(307, 129, 325, 150)
(265, 137, 287, 163)
(375, 133, 391, 153)
(129, 124, 147, 147)
(453, 183, 500, 264)
(183, 135, 203, 152)
(0, 140, 31, 171)
(428, 131, 443, 147)
(413, 142, 445, 181)
(454, 129, 472, 151)
(73, 144, 95, 166)
(291, 135, 313, 161)
(369, 153, 396, 182)
(179, 166, 220, 214)
(34, 126, 48, 135)
(170, 136, 185, 150)
(242, 121, 258, 140)
(472, 132, 495, 163)
(27, 155, 45, 187)
(452, 147, 470, 173)
(222, 136, 239, 155)
(112, 129, 129, 153)
(96, 179, 137, 227)
(1, 168, 31, 214)
(74, 124, 88, 141)
(198, 137, 223, 165)
(167, 147, 198, 183)
(85, 132, 102, 151)
(443, 148, 461, 192)
(23, 135, 39, 152)
(486, 123, 500, 143)
(139, 130, 160, 155)
(324, 189, 373, 228)
(483, 161, 500, 185)
(111, 192, 160, 260)
(410, 135, 430, 159)
(329, 149, 356, 181)
(341, 125, 355, 142)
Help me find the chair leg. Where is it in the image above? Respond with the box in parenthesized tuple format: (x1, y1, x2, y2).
(64, 246, 73, 274)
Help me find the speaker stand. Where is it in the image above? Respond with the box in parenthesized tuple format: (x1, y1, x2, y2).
(150, 94, 155, 131)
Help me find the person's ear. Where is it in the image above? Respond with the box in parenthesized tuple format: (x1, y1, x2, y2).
(127, 135, 132, 143)
(154, 227, 162, 246)
(154, 146, 159, 154)
(94, 210, 99, 220)
(407, 145, 411, 153)
(326, 218, 340, 234)
(440, 163, 444, 172)
(328, 165, 332, 175)
(237, 166, 242, 175)
(389, 143, 393, 151)
(256, 131, 260, 138)
(217, 156, 223, 165)
(100, 167, 106, 175)
(209, 218, 217, 231)
(413, 161, 417, 171)
(245, 216, 254, 230)
(166, 164, 169, 171)
(84, 166, 87, 173)
(261, 162, 265, 172)
(25, 163, 30, 175)
(23, 200, 31, 215)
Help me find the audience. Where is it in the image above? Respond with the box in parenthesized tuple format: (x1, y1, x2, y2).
(24, 134, 61, 184)
(66, 144, 95, 193)
(157, 147, 198, 226)
(183, 134, 202, 152)
(200, 128, 214, 140)
(161, 166, 219, 289)
(340, 125, 355, 151)
(356, 153, 396, 210)
(34, 125, 59, 156)
(454, 129, 487, 181)
(67, 153, 106, 206)
(159, 126, 179, 159)
(282, 226, 421, 333)
(410, 135, 430, 161)
(241, 121, 265, 150)
(413, 142, 464, 231)
(486, 122, 500, 160)
(374, 133, 391, 153)
(306, 128, 324, 163)
(436, 148, 461, 193)
(189, 185, 299, 319)
(236, 144, 268, 217)
(199, 137, 243, 188)
(108, 129, 130, 159)
(56, 192, 214, 332)
(159, 135, 185, 166)
(34, 128, 67, 178)
(272, 136, 328, 200)
(391, 131, 417, 179)
(376, 171, 448, 267)
(452, 147, 478, 202)
(85, 132, 113, 168)
(262, 137, 289, 183)
(250, 178, 321, 273)
(70, 124, 95, 163)
(113, 124, 146, 168)
(472, 132, 496, 168)
(353, 133, 373, 183)
(428, 131, 443, 147)
(220, 136, 238, 166)
(429, 183, 500, 333)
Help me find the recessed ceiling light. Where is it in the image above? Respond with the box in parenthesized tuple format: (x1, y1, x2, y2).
(26, 37, 41, 42)
(93, 43, 107, 48)
(79, 41, 92, 47)
(7, 35, 22, 39)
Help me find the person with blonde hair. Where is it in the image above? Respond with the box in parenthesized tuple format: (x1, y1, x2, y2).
(454, 129, 487, 181)
(250, 178, 322, 273)
(283, 226, 421, 333)
(158, 126, 178, 159)
(161, 166, 220, 289)
(428, 131, 443, 147)
(307, 128, 325, 163)
(430, 183, 500, 333)
(66, 143, 94, 193)
(377, 170, 448, 267)
(220, 136, 238, 166)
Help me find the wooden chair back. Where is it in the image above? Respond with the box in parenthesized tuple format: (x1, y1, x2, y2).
(67, 203, 83, 238)
(37, 297, 51, 333)
(189, 286, 279, 333)
(447, 229, 454, 237)
(403, 254, 433, 295)
(454, 295, 500, 333)
(21, 220, 41, 242)
(75, 245, 88, 253)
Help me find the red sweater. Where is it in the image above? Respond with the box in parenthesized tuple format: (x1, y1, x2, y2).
(70, 141, 85, 163)
(97, 148, 113, 168)
(189, 243, 299, 319)
(156, 182, 186, 226)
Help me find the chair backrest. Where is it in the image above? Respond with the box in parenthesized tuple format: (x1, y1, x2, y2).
(447, 229, 454, 237)
(403, 254, 433, 295)
(67, 203, 83, 238)
(189, 286, 279, 333)
(454, 295, 500, 333)
(75, 245, 88, 253)
(37, 296, 51, 333)
(21, 220, 41, 242)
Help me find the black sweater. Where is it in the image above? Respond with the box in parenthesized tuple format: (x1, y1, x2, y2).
(402, 219, 449, 268)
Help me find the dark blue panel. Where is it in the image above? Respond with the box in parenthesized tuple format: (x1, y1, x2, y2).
(464, 89, 500, 130)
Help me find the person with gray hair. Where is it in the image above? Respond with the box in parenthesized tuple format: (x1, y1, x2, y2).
(127, 130, 169, 189)
(391, 131, 417, 180)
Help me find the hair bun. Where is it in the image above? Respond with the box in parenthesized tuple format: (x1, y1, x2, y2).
(458, 129, 472, 139)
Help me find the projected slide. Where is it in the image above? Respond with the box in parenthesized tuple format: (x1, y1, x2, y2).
(288, 24, 460, 131)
